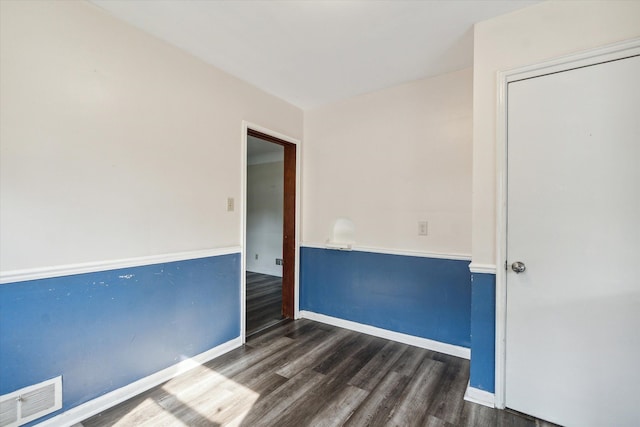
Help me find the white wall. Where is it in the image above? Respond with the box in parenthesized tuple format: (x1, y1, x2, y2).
(303, 68, 472, 256)
(246, 161, 284, 277)
(472, 0, 640, 265)
(0, 0, 302, 271)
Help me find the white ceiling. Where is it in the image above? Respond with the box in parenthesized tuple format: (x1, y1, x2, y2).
(247, 135, 284, 165)
(89, 0, 540, 109)
(248, 135, 283, 155)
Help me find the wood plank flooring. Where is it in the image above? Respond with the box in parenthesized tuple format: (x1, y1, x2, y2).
(82, 320, 559, 426)
(246, 272, 283, 336)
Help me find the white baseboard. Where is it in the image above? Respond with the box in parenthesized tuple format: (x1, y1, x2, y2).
(299, 311, 470, 360)
(464, 382, 495, 408)
(246, 267, 283, 278)
(38, 337, 243, 427)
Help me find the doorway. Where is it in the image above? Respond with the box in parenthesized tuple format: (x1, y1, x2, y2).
(497, 44, 639, 425)
(244, 127, 297, 337)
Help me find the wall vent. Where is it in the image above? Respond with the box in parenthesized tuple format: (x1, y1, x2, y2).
(0, 376, 62, 427)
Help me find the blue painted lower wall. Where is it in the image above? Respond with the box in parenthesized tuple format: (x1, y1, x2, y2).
(0, 254, 240, 424)
(470, 272, 496, 392)
(300, 247, 471, 348)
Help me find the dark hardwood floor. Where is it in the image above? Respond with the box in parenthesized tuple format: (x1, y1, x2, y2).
(82, 319, 558, 427)
(246, 272, 284, 336)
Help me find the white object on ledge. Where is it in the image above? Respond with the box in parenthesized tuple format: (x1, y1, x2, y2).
(325, 218, 355, 250)
(325, 242, 352, 250)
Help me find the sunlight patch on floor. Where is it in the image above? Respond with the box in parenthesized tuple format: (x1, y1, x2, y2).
(109, 357, 260, 426)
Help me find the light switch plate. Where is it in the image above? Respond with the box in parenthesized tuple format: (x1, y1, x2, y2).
(418, 221, 428, 236)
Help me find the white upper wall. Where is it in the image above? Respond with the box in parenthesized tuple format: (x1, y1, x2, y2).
(472, 0, 640, 265)
(0, 0, 302, 271)
(246, 161, 284, 277)
(303, 68, 473, 256)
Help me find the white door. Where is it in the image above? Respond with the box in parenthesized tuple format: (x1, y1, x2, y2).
(506, 54, 640, 426)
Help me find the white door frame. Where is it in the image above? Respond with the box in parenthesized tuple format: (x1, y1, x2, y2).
(240, 121, 302, 344)
(494, 38, 640, 409)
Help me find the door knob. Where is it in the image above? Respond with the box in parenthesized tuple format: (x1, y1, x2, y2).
(511, 261, 526, 273)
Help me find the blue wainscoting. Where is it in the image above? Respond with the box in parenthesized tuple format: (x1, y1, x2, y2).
(470, 272, 496, 393)
(0, 254, 240, 423)
(300, 247, 471, 348)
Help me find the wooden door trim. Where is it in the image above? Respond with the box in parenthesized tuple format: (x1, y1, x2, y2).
(247, 128, 296, 319)
(494, 38, 640, 409)
(241, 122, 300, 342)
